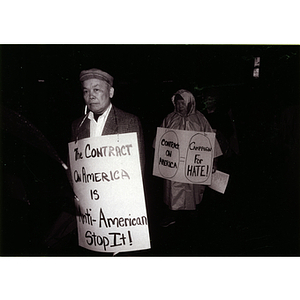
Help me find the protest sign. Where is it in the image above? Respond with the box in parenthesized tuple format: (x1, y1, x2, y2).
(68, 133, 150, 254)
(153, 127, 216, 185)
(209, 170, 230, 194)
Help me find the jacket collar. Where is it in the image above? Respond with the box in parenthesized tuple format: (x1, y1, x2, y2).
(102, 105, 118, 135)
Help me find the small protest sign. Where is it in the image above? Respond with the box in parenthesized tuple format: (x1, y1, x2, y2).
(68, 133, 150, 253)
(153, 127, 216, 185)
(209, 170, 230, 194)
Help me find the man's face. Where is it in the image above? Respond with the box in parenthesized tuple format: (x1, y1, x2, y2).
(82, 78, 114, 114)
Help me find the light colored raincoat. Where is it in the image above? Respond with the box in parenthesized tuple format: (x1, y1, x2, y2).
(161, 89, 222, 210)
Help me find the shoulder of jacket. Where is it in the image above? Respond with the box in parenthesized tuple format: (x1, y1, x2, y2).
(113, 105, 139, 121)
(195, 110, 208, 119)
(164, 111, 176, 119)
(72, 115, 87, 127)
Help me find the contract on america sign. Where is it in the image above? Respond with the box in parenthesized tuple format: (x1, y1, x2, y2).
(68, 132, 150, 254)
(153, 127, 216, 185)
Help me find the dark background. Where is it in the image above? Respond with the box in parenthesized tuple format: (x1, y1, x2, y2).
(1, 44, 299, 256)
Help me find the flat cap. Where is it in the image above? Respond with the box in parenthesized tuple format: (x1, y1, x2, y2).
(79, 68, 114, 86)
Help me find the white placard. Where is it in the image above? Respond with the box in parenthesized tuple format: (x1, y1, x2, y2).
(153, 127, 216, 185)
(68, 132, 150, 253)
(209, 170, 230, 194)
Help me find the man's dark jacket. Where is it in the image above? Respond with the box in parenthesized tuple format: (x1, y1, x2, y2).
(45, 105, 146, 251)
(71, 105, 145, 172)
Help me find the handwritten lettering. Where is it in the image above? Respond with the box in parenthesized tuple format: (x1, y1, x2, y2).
(161, 139, 179, 149)
(99, 208, 148, 228)
(85, 231, 109, 250)
(74, 167, 130, 183)
(159, 157, 178, 168)
(186, 165, 209, 177)
(77, 206, 97, 226)
(85, 143, 133, 159)
(74, 148, 83, 161)
(84, 230, 133, 251)
(189, 142, 212, 151)
(194, 154, 203, 164)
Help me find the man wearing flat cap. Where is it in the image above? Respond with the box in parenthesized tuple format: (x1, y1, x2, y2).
(71, 68, 145, 171)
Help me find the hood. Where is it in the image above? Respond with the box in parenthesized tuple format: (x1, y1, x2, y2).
(171, 89, 196, 116)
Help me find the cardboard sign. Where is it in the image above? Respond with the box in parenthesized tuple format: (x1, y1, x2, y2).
(209, 170, 230, 194)
(153, 127, 215, 185)
(68, 133, 150, 254)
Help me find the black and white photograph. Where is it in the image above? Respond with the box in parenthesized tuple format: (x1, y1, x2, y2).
(1, 2, 299, 299)
(1, 44, 299, 258)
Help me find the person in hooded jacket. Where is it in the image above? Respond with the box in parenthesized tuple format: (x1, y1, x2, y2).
(159, 89, 223, 227)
